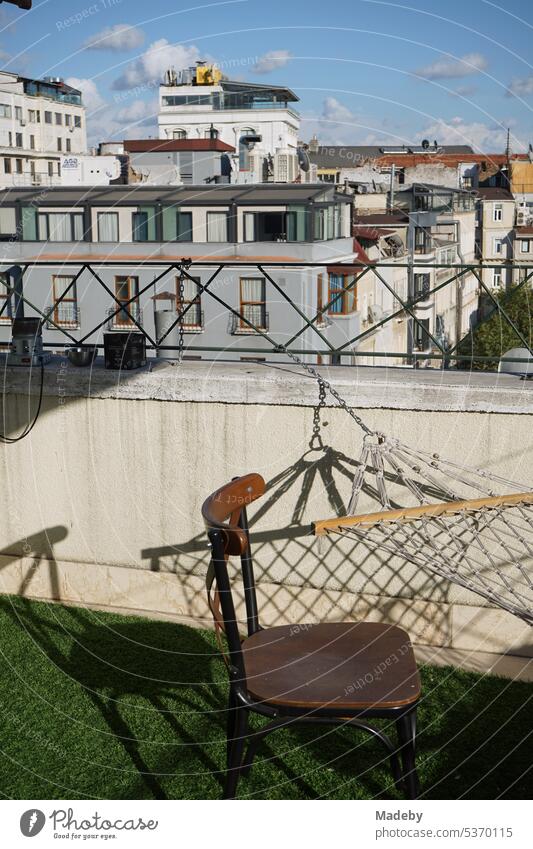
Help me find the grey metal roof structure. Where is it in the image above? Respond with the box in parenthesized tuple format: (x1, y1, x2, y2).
(0, 183, 344, 207)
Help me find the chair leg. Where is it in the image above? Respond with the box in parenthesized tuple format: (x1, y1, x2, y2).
(226, 691, 237, 773)
(396, 709, 420, 800)
(223, 706, 248, 799)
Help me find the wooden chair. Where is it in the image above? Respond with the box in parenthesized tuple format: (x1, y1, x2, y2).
(202, 473, 421, 799)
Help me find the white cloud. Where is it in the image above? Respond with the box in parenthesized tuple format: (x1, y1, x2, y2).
(322, 96, 358, 124)
(507, 75, 533, 97)
(65, 77, 106, 112)
(251, 50, 292, 74)
(112, 40, 200, 91)
(420, 117, 516, 152)
(449, 84, 478, 98)
(415, 52, 487, 80)
(84, 24, 145, 52)
(65, 78, 157, 144)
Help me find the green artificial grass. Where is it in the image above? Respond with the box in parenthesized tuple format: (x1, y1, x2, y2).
(0, 595, 530, 800)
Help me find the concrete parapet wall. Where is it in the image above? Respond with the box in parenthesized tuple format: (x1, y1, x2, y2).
(1, 359, 532, 657)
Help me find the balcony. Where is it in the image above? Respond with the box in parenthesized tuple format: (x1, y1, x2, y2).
(106, 303, 142, 330)
(45, 303, 80, 329)
(229, 311, 269, 334)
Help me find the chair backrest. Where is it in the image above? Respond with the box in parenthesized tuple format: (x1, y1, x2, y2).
(201, 473, 266, 672)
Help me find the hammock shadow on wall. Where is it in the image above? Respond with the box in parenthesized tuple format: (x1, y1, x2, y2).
(141, 441, 452, 643)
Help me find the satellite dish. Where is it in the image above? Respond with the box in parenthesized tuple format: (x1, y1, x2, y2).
(297, 147, 310, 172)
(421, 139, 430, 150)
(498, 347, 533, 376)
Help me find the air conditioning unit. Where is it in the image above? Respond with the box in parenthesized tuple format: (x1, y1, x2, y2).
(516, 206, 530, 226)
(273, 150, 298, 183)
(248, 152, 266, 181)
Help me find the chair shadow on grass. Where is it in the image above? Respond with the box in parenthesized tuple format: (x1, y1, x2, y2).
(0, 593, 321, 799)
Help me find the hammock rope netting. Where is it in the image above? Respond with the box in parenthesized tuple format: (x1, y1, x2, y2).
(312, 434, 533, 626)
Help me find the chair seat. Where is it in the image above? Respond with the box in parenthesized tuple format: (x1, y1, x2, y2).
(242, 621, 421, 710)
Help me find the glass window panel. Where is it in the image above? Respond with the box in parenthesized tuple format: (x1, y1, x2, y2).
(207, 211, 227, 242)
(0, 207, 16, 234)
(97, 212, 118, 242)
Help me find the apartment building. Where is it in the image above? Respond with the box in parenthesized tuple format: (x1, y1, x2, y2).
(158, 62, 304, 184)
(0, 71, 86, 188)
(475, 188, 516, 290)
(0, 183, 360, 364)
(351, 183, 478, 366)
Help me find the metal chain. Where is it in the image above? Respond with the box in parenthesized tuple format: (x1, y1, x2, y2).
(177, 267, 186, 363)
(309, 377, 327, 450)
(276, 344, 375, 437)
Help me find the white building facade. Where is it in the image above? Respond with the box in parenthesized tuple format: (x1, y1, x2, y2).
(0, 71, 86, 189)
(157, 64, 302, 183)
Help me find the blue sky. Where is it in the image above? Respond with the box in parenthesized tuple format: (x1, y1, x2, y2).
(1, 0, 532, 151)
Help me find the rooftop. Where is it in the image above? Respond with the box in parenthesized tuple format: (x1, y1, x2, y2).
(476, 187, 515, 200)
(124, 138, 235, 153)
(309, 145, 474, 168)
(0, 183, 346, 207)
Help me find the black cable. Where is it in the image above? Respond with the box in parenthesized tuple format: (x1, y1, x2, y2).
(0, 359, 44, 443)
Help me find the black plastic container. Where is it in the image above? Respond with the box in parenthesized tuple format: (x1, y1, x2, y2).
(103, 332, 146, 370)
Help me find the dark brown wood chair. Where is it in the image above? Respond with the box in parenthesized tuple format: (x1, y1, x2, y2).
(202, 473, 421, 799)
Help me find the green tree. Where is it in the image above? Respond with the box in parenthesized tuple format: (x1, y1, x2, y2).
(457, 284, 533, 371)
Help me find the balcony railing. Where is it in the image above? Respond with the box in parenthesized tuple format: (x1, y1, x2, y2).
(229, 311, 269, 334)
(45, 303, 80, 329)
(0, 260, 532, 370)
(107, 303, 142, 330)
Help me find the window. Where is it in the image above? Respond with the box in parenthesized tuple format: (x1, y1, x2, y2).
(493, 269, 502, 287)
(133, 211, 149, 241)
(57, 138, 62, 152)
(414, 318, 430, 350)
(520, 239, 530, 253)
(29, 109, 40, 123)
(176, 275, 202, 328)
(239, 277, 266, 329)
(66, 138, 71, 153)
(15, 106, 22, 121)
(74, 116, 81, 129)
(30, 135, 35, 150)
(15, 159, 22, 174)
(493, 238, 503, 255)
(172, 129, 187, 139)
(413, 273, 430, 299)
(4, 158, 11, 174)
(0, 273, 12, 323)
(38, 212, 84, 242)
(493, 204, 503, 222)
(414, 227, 430, 253)
(204, 127, 218, 139)
(51, 276, 78, 327)
(0, 104, 11, 118)
(55, 113, 62, 125)
(0, 206, 16, 235)
(48, 161, 54, 177)
(177, 211, 193, 241)
(65, 115, 71, 127)
(97, 212, 119, 242)
(15, 133, 23, 148)
(328, 273, 357, 315)
(7, 132, 12, 146)
(113, 276, 139, 327)
(45, 111, 52, 124)
(206, 211, 227, 241)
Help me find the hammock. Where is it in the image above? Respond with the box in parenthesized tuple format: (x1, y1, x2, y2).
(312, 433, 533, 625)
